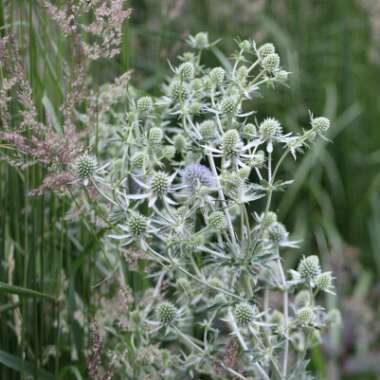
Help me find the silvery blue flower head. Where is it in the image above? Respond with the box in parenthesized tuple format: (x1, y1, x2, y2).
(181, 163, 215, 191)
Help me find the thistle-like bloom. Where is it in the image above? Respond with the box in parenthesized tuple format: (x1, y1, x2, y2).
(157, 302, 178, 325)
(298, 255, 321, 283)
(75, 153, 97, 181)
(109, 212, 154, 247)
(137, 96, 153, 113)
(297, 306, 314, 325)
(234, 303, 255, 326)
(258, 43, 275, 59)
(311, 116, 330, 134)
(128, 171, 177, 208)
(316, 272, 334, 293)
(259, 118, 282, 141)
(208, 211, 225, 230)
(181, 163, 215, 191)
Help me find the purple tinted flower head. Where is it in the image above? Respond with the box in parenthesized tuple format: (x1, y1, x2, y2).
(182, 163, 215, 191)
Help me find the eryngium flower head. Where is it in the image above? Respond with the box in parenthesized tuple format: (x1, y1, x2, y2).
(199, 120, 216, 140)
(258, 43, 275, 59)
(151, 171, 169, 194)
(221, 97, 238, 116)
(237, 65, 249, 82)
(179, 62, 194, 81)
(271, 310, 284, 330)
(210, 67, 225, 84)
(174, 133, 186, 153)
(137, 96, 153, 112)
(311, 116, 330, 134)
(169, 80, 186, 101)
(316, 272, 333, 291)
(267, 222, 288, 244)
(208, 211, 225, 230)
(234, 303, 254, 326)
(75, 153, 97, 179)
(261, 53, 280, 73)
(162, 145, 176, 160)
(242, 123, 257, 139)
(222, 129, 240, 155)
(149, 127, 163, 145)
(259, 117, 282, 140)
(131, 152, 145, 169)
(157, 302, 178, 324)
(298, 255, 321, 282)
(194, 32, 209, 49)
(297, 306, 314, 325)
(127, 213, 148, 238)
(275, 70, 289, 83)
(182, 163, 215, 190)
(258, 211, 278, 228)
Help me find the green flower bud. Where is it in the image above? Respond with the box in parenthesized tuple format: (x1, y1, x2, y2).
(75, 153, 97, 179)
(182, 52, 195, 61)
(131, 152, 145, 169)
(210, 67, 225, 84)
(221, 97, 238, 116)
(151, 171, 170, 194)
(271, 310, 284, 330)
(261, 211, 278, 228)
(261, 53, 280, 73)
(251, 150, 265, 168)
(157, 302, 178, 324)
(179, 62, 194, 81)
(174, 133, 186, 153)
(267, 222, 287, 244)
(258, 43, 275, 59)
(298, 255, 321, 282)
(169, 80, 186, 101)
(199, 120, 216, 140)
(239, 40, 251, 51)
(128, 213, 148, 238)
(237, 65, 249, 82)
(149, 127, 163, 145)
(234, 303, 255, 326)
(259, 117, 282, 140)
(194, 32, 209, 49)
(311, 116, 330, 134)
(316, 272, 333, 291)
(297, 306, 314, 325)
(189, 101, 201, 115)
(203, 77, 213, 92)
(137, 96, 153, 113)
(208, 211, 225, 230)
(275, 70, 289, 83)
(222, 129, 240, 155)
(162, 145, 176, 160)
(191, 78, 203, 92)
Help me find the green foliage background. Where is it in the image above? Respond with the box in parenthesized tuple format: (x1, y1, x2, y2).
(0, 0, 379, 379)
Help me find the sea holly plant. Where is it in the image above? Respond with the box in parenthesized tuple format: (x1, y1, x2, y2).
(76, 34, 339, 379)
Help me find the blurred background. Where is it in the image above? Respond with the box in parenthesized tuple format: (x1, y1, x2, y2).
(1, 0, 380, 379)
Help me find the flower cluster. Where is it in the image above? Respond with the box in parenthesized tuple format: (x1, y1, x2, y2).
(78, 34, 338, 379)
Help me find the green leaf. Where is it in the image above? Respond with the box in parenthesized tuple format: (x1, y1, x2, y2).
(0, 282, 56, 301)
(0, 350, 55, 380)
